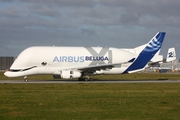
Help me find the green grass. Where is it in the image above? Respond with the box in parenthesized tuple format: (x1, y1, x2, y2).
(1, 72, 180, 119)
(0, 83, 180, 120)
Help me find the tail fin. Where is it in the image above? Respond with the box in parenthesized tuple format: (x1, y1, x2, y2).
(166, 47, 176, 62)
(123, 32, 166, 73)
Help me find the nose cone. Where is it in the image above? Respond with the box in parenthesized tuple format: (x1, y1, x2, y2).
(4, 71, 20, 78)
(4, 71, 15, 78)
(4, 71, 11, 77)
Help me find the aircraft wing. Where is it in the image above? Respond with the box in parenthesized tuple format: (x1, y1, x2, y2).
(77, 63, 119, 72)
(76, 58, 136, 72)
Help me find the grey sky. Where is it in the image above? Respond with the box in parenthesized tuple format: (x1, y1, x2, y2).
(0, 0, 179, 58)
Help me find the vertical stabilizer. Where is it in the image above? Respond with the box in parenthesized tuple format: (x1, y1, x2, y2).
(123, 32, 166, 73)
(166, 47, 176, 62)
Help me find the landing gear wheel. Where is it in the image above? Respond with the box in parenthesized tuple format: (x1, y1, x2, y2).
(78, 77, 93, 81)
(24, 76, 28, 82)
(78, 78, 83, 81)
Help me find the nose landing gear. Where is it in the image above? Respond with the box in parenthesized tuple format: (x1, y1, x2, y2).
(24, 76, 28, 82)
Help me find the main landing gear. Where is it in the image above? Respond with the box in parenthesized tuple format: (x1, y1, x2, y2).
(78, 76, 93, 81)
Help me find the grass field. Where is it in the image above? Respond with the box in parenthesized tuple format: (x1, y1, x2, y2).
(0, 83, 180, 120)
(0, 72, 180, 119)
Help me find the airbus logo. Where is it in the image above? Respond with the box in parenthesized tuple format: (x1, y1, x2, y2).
(52, 47, 112, 65)
(53, 56, 109, 62)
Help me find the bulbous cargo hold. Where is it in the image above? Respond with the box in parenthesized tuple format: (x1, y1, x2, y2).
(4, 46, 135, 78)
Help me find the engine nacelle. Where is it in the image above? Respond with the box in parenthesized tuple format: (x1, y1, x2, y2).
(53, 70, 81, 79)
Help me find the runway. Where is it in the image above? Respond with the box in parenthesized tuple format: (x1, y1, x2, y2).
(0, 80, 180, 84)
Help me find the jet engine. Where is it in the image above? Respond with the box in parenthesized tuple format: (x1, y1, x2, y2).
(53, 70, 81, 79)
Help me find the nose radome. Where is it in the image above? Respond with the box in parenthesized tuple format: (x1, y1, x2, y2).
(4, 71, 10, 77)
(4, 71, 16, 78)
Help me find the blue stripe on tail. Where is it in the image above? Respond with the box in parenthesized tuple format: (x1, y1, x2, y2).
(123, 32, 166, 74)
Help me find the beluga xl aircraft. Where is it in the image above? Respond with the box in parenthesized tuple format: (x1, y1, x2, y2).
(4, 32, 166, 81)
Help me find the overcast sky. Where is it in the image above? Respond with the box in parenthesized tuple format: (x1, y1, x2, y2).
(0, 0, 180, 58)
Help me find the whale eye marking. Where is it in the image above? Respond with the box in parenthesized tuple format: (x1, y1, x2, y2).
(41, 62, 47, 66)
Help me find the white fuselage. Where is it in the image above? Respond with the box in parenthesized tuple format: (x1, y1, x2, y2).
(4, 46, 136, 77)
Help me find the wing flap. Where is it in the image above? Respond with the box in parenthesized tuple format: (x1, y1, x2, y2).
(78, 63, 116, 72)
(77, 57, 136, 72)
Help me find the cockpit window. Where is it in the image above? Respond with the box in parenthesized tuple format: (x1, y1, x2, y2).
(9, 69, 21, 72)
(9, 66, 37, 72)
